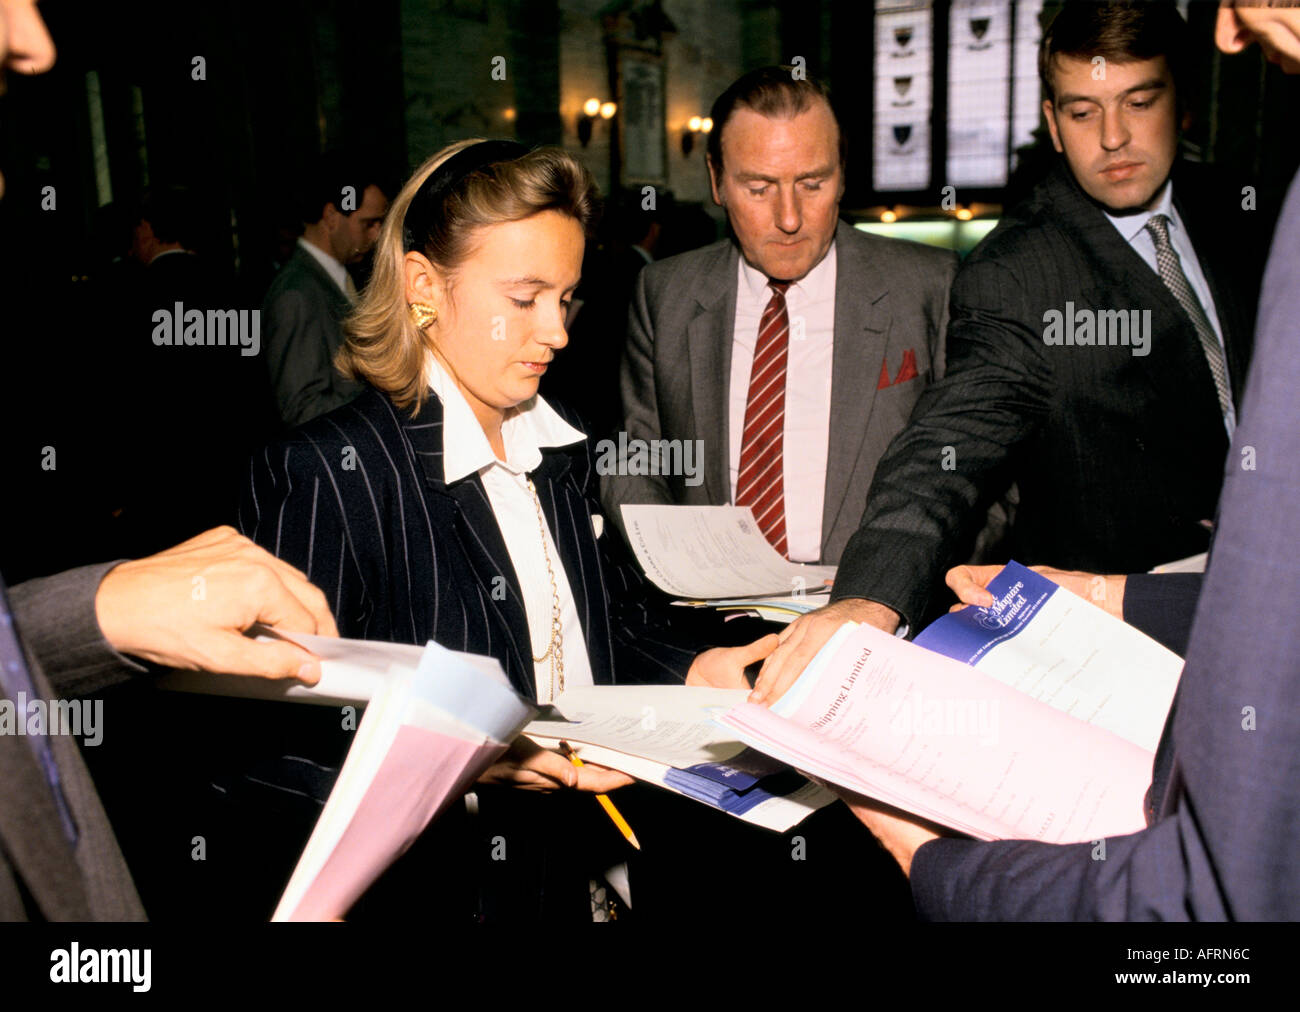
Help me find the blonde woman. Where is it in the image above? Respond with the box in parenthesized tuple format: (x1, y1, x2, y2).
(238, 140, 774, 921)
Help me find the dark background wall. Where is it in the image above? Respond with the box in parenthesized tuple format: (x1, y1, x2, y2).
(0, 0, 1295, 582)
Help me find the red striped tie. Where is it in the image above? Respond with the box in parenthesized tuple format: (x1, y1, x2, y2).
(736, 280, 791, 557)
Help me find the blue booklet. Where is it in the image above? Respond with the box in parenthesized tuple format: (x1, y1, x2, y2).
(913, 560, 1058, 664)
(662, 749, 808, 817)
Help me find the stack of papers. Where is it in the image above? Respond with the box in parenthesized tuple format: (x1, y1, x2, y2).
(719, 563, 1184, 843)
(523, 684, 833, 832)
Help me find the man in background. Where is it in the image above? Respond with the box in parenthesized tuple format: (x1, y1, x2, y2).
(602, 66, 958, 569)
(263, 153, 388, 427)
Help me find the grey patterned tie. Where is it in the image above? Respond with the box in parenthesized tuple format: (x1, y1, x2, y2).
(1144, 214, 1236, 435)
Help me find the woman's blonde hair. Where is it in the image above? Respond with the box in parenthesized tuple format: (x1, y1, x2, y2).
(336, 139, 598, 413)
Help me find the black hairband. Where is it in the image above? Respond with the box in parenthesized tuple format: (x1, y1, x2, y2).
(402, 139, 530, 253)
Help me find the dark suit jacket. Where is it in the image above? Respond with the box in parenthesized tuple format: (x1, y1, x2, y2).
(1, 564, 146, 921)
(240, 386, 698, 695)
(834, 160, 1263, 627)
(262, 244, 362, 428)
(909, 168, 1300, 921)
(601, 220, 959, 565)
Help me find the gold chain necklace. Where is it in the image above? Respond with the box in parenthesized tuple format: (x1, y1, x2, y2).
(525, 477, 564, 701)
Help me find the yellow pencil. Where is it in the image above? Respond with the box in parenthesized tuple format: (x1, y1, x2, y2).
(559, 740, 641, 850)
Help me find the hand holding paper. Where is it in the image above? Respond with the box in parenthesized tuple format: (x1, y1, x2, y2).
(479, 736, 634, 792)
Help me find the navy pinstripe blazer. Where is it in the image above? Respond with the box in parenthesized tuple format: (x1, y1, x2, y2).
(239, 385, 698, 697)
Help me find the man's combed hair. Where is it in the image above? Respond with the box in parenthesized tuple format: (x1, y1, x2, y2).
(1038, 0, 1189, 105)
(707, 65, 845, 171)
(298, 150, 386, 226)
(336, 140, 597, 413)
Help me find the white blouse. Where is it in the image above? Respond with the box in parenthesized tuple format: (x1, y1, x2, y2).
(426, 355, 595, 703)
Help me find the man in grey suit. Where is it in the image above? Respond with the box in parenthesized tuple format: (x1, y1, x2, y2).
(263, 155, 389, 427)
(833, 1, 1300, 919)
(601, 67, 957, 567)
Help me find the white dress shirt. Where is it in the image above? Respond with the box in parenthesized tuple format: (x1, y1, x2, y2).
(298, 237, 355, 302)
(427, 356, 594, 703)
(1103, 181, 1231, 399)
(728, 244, 836, 563)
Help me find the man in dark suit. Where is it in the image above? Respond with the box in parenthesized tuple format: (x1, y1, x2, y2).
(601, 66, 958, 568)
(754, 1, 1267, 698)
(263, 155, 388, 427)
(835, 1, 1300, 919)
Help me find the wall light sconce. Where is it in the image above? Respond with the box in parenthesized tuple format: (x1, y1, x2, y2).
(681, 115, 714, 156)
(578, 98, 617, 146)
(955, 206, 973, 220)
(881, 207, 898, 223)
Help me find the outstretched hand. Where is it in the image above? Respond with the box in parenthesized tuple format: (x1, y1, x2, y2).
(94, 526, 339, 683)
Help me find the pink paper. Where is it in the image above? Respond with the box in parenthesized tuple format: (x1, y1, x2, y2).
(724, 625, 1153, 843)
(284, 727, 502, 921)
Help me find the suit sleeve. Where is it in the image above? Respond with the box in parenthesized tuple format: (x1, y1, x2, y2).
(238, 440, 365, 636)
(1122, 573, 1202, 657)
(831, 256, 1053, 629)
(929, 250, 959, 380)
(600, 268, 677, 542)
(8, 562, 148, 698)
(908, 805, 1225, 920)
(263, 288, 357, 428)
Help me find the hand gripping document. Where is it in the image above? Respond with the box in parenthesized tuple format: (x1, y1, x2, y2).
(161, 630, 536, 921)
(719, 562, 1184, 843)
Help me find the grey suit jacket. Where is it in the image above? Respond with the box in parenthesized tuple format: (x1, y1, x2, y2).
(1, 563, 146, 921)
(601, 220, 958, 565)
(262, 244, 362, 428)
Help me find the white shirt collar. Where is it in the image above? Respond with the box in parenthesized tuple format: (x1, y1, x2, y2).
(425, 354, 585, 483)
(1104, 179, 1176, 245)
(739, 238, 837, 304)
(297, 236, 350, 296)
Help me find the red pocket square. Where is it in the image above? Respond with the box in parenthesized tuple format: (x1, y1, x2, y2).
(892, 348, 919, 385)
(876, 355, 892, 391)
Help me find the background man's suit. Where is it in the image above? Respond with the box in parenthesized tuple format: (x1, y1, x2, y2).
(262, 243, 362, 428)
(601, 220, 958, 565)
(833, 160, 1263, 628)
(909, 167, 1300, 921)
(0, 565, 145, 921)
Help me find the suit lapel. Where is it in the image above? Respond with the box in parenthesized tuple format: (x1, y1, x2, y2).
(0, 727, 88, 919)
(686, 242, 740, 504)
(530, 450, 617, 685)
(1170, 173, 1251, 406)
(823, 222, 892, 557)
(399, 399, 533, 694)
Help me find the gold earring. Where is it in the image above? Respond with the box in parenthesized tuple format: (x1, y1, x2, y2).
(408, 302, 438, 329)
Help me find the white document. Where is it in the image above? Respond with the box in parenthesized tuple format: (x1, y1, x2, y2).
(620, 504, 836, 600)
(913, 562, 1183, 752)
(158, 628, 509, 706)
(524, 685, 833, 832)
